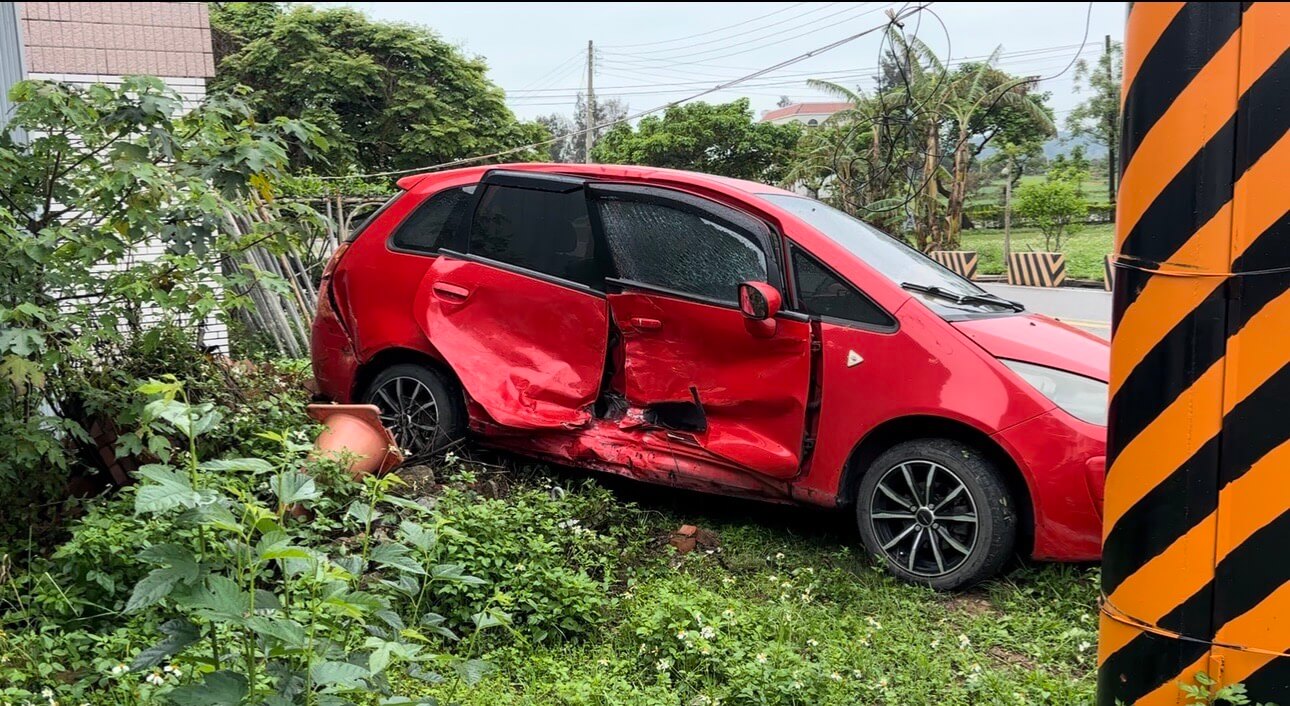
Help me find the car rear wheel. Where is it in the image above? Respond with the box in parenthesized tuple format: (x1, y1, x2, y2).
(855, 438, 1016, 590)
(364, 363, 465, 459)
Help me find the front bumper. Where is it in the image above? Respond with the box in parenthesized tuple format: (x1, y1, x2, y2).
(994, 409, 1106, 561)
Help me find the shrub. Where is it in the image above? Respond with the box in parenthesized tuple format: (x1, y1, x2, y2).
(1013, 179, 1089, 252)
(0, 78, 320, 532)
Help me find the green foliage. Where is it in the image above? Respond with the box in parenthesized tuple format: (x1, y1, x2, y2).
(0, 77, 320, 528)
(1181, 671, 1276, 706)
(593, 99, 801, 183)
(962, 223, 1114, 282)
(1067, 39, 1122, 203)
(210, 3, 549, 175)
(1013, 179, 1089, 252)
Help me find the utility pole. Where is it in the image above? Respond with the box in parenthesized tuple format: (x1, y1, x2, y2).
(1002, 164, 1012, 266)
(1104, 34, 1116, 206)
(584, 39, 595, 164)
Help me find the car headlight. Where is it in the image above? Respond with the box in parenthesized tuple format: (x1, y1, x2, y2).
(1001, 359, 1107, 426)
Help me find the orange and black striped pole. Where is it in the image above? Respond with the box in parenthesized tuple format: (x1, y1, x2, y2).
(1098, 2, 1290, 704)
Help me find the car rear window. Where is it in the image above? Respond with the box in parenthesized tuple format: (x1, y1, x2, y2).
(389, 185, 476, 253)
(468, 184, 602, 288)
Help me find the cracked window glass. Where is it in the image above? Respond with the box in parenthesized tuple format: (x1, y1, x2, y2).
(596, 200, 767, 303)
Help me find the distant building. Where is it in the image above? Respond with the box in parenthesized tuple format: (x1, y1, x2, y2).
(0, 2, 225, 351)
(759, 101, 854, 127)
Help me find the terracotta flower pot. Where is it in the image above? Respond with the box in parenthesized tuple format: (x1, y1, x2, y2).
(306, 404, 402, 479)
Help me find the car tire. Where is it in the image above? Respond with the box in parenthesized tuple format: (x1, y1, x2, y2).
(855, 438, 1017, 590)
(363, 363, 465, 459)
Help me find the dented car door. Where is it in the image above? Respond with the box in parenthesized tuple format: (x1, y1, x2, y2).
(413, 171, 609, 430)
(589, 184, 813, 478)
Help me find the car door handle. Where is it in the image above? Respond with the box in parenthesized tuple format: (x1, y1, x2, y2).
(630, 317, 663, 331)
(432, 282, 471, 302)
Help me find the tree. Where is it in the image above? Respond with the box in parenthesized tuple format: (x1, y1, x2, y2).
(1047, 145, 1091, 196)
(940, 58, 1054, 246)
(209, 4, 547, 174)
(1014, 179, 1088, 252)
(0, 77, 317, 506)
(592, 99, 801, 183)
(535, 95, 630, 163)
(1067, 37, 1122, 205)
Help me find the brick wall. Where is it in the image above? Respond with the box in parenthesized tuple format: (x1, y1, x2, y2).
(19, 2, 214, 78)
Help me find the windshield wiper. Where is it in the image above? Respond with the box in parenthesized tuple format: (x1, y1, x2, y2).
(901, 282, 1025, 312)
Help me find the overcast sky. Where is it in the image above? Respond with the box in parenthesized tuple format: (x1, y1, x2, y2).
(321, 2, 1126, 123)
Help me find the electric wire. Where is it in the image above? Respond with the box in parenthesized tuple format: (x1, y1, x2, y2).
(317, 3, 932, 181)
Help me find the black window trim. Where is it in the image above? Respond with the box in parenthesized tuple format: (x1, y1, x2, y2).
(787, 243, 899, 333)
(438, 249, 606, 299)
(385, 183, 477, 257)
(587, 182, 786, 302)
(456, 169, 609, 292)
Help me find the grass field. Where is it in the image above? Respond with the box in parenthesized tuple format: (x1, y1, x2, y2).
(961, 223, 1114, 282)
(408, 467, 1102, 706)
(970, 174, 1109, 206)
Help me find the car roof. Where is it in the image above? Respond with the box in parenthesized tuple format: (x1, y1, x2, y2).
(396, 162, 797, 198)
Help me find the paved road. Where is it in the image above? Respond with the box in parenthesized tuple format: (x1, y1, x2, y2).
(980, 283, 1112, 339)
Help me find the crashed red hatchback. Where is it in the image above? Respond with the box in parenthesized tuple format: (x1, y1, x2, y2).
(311, 163, 1108, 589)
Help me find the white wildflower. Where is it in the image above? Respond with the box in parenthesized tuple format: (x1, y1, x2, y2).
(597, 658, 610, 667)
(958, 633, 971, 649)
(830, 672, 843, 682)
(806, 638, 819, 647)
(1078, 640, 1092, 652)
(41, 690, 54, 700)
(656, 658, 672, 672)
(677, 629, 689, 640)
(145, 672, 165, 686)
(722, 609, 735, 619)
(755, 653, 768, 664)
(110, 664, 129, 675)
(700, 626, 716, 639)
(791, 681, 803, 690)
(775, 552, 785, 560)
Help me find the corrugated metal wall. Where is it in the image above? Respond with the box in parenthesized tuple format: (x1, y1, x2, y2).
(0, 1, 26, 129)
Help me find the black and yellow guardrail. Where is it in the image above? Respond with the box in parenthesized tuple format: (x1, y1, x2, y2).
(1006, 251, 1066, 287)
(1098, 3, 1290, 704)
(929, 250, 978, 280)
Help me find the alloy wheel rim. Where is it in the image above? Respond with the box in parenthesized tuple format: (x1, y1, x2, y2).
(370, 376, 439, 458)
(868, 459, 979, 578)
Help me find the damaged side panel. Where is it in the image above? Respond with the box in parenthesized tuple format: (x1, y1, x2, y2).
(413, 256, 609, 429)
(608, 291, 812, 478)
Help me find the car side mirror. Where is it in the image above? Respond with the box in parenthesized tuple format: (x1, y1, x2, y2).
(738, 281, 781, 321)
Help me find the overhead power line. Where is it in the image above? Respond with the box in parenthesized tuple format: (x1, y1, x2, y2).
(599, 2, 810, 49)
(318, 3, 932, 181)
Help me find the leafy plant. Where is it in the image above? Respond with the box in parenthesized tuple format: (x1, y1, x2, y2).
(117, 379, 500, 704)
(0, 77, 321, 530)
(1013, 179, 1088, 252)
(1181, 671, 1276, 706)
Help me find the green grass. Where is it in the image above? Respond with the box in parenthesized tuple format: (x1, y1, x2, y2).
(971, 174, 1109, 206)
(408, 473, 1100, 706)
(961, 222, 1114, 282)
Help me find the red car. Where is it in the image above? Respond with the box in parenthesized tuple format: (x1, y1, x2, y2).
(312, 163, 1108, 589)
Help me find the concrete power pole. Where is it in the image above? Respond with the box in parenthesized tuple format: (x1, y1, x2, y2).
(584, 39, 595, 164)
(1002, 164, 1012, 266)
(1097, 4, 1290, 704)
(1104, 34, 1117, 206)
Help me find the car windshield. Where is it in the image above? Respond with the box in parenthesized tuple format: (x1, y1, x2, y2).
(762, 194, 1019, 315)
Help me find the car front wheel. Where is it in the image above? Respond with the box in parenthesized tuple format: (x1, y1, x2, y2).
(364, 363, 464, 460)
(856, 438, 1017, 590)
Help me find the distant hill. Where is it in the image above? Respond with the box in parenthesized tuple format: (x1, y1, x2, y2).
(1042, 132, 1107, 159)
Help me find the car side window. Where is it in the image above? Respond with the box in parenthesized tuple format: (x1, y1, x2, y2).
(390, 185, 476, 253)
(594, 198, 767, 303)
(792, 248, 894, 327)
(468, 184, 601, 288)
